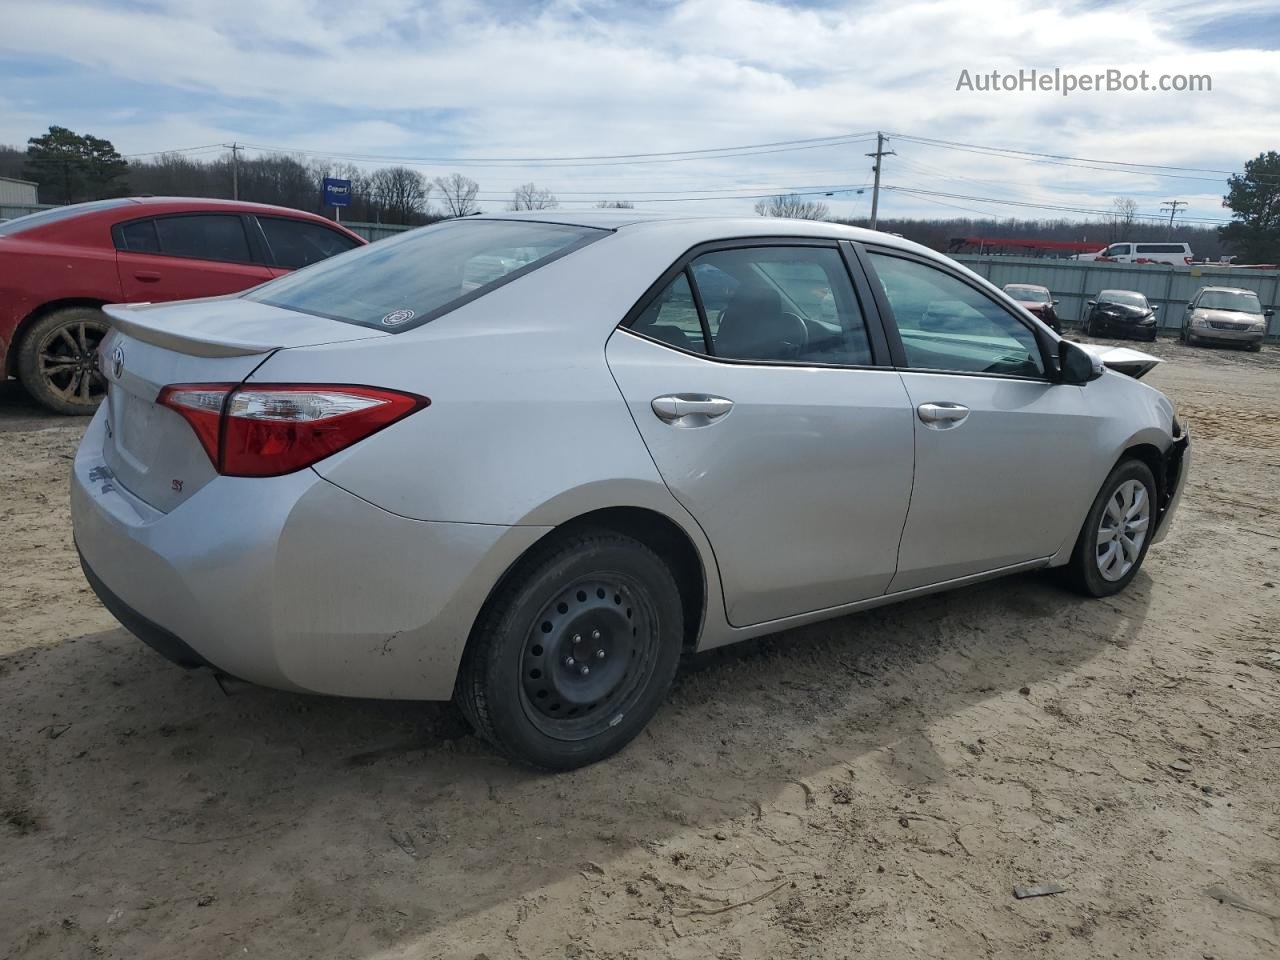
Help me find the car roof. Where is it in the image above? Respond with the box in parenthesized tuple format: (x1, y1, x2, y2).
(471, 210, 938, 257)
(1, 195, 361, 242)
(1199, 285, 1257, 294)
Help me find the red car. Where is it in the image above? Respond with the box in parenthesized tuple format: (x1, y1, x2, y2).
(0, 197, 365, 413)
(1002, 283, 1062, 333)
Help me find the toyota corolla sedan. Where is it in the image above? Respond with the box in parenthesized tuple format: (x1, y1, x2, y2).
(72, 212, 1189, 770)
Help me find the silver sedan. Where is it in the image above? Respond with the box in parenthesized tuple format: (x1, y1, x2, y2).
(72, 212, 1189, 769)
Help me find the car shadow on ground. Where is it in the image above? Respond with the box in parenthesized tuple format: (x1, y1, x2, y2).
(0, 564, 1153, 958)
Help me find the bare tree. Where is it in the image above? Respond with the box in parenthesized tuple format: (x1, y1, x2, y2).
(508, 182, 558, 210)
(754, 194, 830, 220)
(434, 173, 480, 217)
(1111, 196, 1138, 241)
(595, 200, 634, 209)
(368, 166, 428, 224)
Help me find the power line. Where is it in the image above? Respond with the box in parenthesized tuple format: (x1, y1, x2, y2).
(889, 131, 1273, 183)
(886, 185, 1233, 224)
(231, 134, 880, 169)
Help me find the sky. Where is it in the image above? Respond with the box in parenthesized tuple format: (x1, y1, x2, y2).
(1, 0, 1278, 229)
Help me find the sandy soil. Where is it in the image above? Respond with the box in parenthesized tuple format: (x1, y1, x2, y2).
(2, 340, 1278, 960)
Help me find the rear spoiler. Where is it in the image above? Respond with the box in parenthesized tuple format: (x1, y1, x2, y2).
(101, 298, 386, 358)
(103, 303, 269, 358)
(1072, 343, 1162, 380)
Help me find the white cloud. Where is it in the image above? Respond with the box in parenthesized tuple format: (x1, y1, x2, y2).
(0, 0, 1276, 221)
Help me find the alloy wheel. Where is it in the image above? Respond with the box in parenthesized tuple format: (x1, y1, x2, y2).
(1096, 478, 1150, 581)
(37, 318, 108, 405)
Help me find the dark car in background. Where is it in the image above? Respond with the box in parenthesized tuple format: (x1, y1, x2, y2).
(1002, 283, 1061, 332)
(1082, 289, 1159, 342)
(0, 197, 365, 413)
(1183, 286, 1271, 352)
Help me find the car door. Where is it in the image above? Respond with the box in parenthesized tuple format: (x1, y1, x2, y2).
(860, 246, 1099, 593)
(114, 213, 273, 301)
(606, 241, 915, 627)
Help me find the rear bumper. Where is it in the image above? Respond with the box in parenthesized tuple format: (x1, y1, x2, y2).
(71, 407, 550, 699)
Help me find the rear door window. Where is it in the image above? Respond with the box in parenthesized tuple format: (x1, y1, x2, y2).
(683, 246, 873, 365)
(153, 214, 254, 263)
(258, 216, 361, 269)
(116, 219, 160, 253)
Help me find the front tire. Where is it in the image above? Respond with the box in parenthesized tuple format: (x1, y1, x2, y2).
(456, 530, 684, 770)
(1064, 459, 1157, 598)
(17, 306, 110, 414)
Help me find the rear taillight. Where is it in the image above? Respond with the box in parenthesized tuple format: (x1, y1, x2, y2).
(157, 384, 428, 477)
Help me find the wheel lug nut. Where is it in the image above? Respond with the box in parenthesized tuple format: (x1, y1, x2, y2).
(572, 634, 581, 644)
(565, 657, 575, 667)
(579, 665, 590, 676)
(595, 649, 605, 659)
(591, 629, 601, 641)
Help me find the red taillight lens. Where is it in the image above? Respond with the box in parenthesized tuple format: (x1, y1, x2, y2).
(157, 384, 428, 478)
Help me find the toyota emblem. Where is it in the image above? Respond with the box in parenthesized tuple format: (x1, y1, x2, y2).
(111, 344, 124, 380)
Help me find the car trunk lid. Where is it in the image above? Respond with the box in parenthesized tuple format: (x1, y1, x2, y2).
(97, 298, 385, 512)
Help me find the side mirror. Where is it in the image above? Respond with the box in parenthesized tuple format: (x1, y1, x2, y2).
(1052, 299, 1060, 305)
(1152, 304, 1160, 311)
(1087, 299, 1097, 306)
(1059, 340, 1103, 385)
(1266, 309, 1275, 318)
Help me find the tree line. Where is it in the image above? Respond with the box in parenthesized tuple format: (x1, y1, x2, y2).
(4, 126, 1278, 262)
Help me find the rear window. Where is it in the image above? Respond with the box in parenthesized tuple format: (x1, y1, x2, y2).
(1004, 285, 1049, 302)
(0, 198, 134, 237)
(249, 219, 605, 331)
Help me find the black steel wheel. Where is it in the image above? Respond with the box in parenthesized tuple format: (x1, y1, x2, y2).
(456, 529, 684, 770)
(17, 306, 110, 414)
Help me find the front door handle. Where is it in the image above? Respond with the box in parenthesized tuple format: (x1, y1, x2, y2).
(917, 401, 970, 428)
(651, 394, 734, 425)
(133, 271, 162, 283)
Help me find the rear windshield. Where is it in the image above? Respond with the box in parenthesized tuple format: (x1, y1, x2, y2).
(0, 198, 135, 237)
(249, 219, 606, 331)
(1198, 289, 1262, 314)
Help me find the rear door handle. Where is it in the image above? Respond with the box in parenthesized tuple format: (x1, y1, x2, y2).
(917, 402, 970, 428)
(651, 394, 734, 425)
(133, 271, 162, 283)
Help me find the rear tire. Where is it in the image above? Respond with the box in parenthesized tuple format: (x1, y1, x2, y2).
(17, 306, 109, 415)
(455, 530, 684, 770)
(1064, 459, 1157, 598)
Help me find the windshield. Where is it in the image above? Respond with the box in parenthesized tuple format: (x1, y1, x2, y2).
(249, 219, 606, 331)
(1198, 289, 1262, 314)
(0, 198, 135, 237)
(1098, 290, 1148, 309)
(1005, 285, 1049, 303)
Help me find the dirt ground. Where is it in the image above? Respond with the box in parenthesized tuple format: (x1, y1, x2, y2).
(2, 338, 1279, 960)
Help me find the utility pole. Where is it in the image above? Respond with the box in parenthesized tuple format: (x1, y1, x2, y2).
(223, 142, 242, 200)
(1160, 199, 1187, 240)
(866, 132, 895, 231)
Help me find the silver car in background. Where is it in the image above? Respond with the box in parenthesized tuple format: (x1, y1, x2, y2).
(1182, 285, 1272, 351)
(71, 212, 1189, 769)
